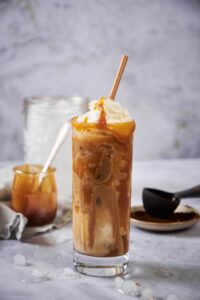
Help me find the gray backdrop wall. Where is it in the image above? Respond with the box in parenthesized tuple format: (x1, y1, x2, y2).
(0, 0, 200, 161)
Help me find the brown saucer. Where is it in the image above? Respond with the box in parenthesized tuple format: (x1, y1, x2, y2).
(130, 204, 200, 232)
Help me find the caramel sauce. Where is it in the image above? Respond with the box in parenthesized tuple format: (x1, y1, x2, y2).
(131, 211, 199, 223)
(84, 117, 88, 123)
(71, 116, 135, 142)
(11, 164, 57, 226)
(97, 97, 107, 126)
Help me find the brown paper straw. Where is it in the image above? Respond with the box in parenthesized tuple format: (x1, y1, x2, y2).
(109, 55, 128, 101)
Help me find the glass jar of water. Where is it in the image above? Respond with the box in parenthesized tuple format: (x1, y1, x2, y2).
(23, 96, 89, 204)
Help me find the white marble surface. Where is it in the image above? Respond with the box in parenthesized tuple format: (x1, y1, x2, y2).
(0, 0, 200, 161)
(0, 159, 200, 300)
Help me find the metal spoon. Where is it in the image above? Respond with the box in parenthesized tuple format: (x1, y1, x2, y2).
(37, 122, 70, 189)
(142, 185, 200, 218)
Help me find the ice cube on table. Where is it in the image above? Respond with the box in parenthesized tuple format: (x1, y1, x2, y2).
(114, 277, 124, 290)
(32, 269, 49, 280)
(141, 287, 154, 299)
(114, 278, 140, 296)
(167, 295, 179, 300)
(14, 254, 26, 266)
(122, 280, 140, 296)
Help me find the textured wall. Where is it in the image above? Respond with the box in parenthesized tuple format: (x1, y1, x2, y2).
(0, 0, 200, 160)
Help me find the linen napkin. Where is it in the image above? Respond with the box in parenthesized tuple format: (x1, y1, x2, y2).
(0, 184, 72, 241)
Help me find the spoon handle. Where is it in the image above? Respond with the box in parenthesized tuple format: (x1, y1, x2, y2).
(175, 185, 200, 199)
(38, 122, 70, 185)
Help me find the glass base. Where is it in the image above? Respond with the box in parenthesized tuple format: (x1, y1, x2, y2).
(73, 251, 129, 277)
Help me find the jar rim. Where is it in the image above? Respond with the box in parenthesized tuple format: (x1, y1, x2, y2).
(13, 164, 56, 175)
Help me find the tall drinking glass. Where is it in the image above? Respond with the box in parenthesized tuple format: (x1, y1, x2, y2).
(71, 117, 135, 276)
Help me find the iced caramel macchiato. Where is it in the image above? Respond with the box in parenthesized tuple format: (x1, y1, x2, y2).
(71, 97, 135, 276)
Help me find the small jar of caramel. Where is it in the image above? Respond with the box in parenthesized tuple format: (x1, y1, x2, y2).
(11, 164, 57, 226)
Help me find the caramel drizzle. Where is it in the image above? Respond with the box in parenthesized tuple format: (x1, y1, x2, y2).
(83, 97, 107, 126)
(84, 117, 88, 123)
(95, 97, 107, 126)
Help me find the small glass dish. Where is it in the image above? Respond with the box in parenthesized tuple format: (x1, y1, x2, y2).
(11, 164, 57, 226)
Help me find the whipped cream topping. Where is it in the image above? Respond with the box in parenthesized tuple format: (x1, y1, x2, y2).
(77, 98, 132, 124)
